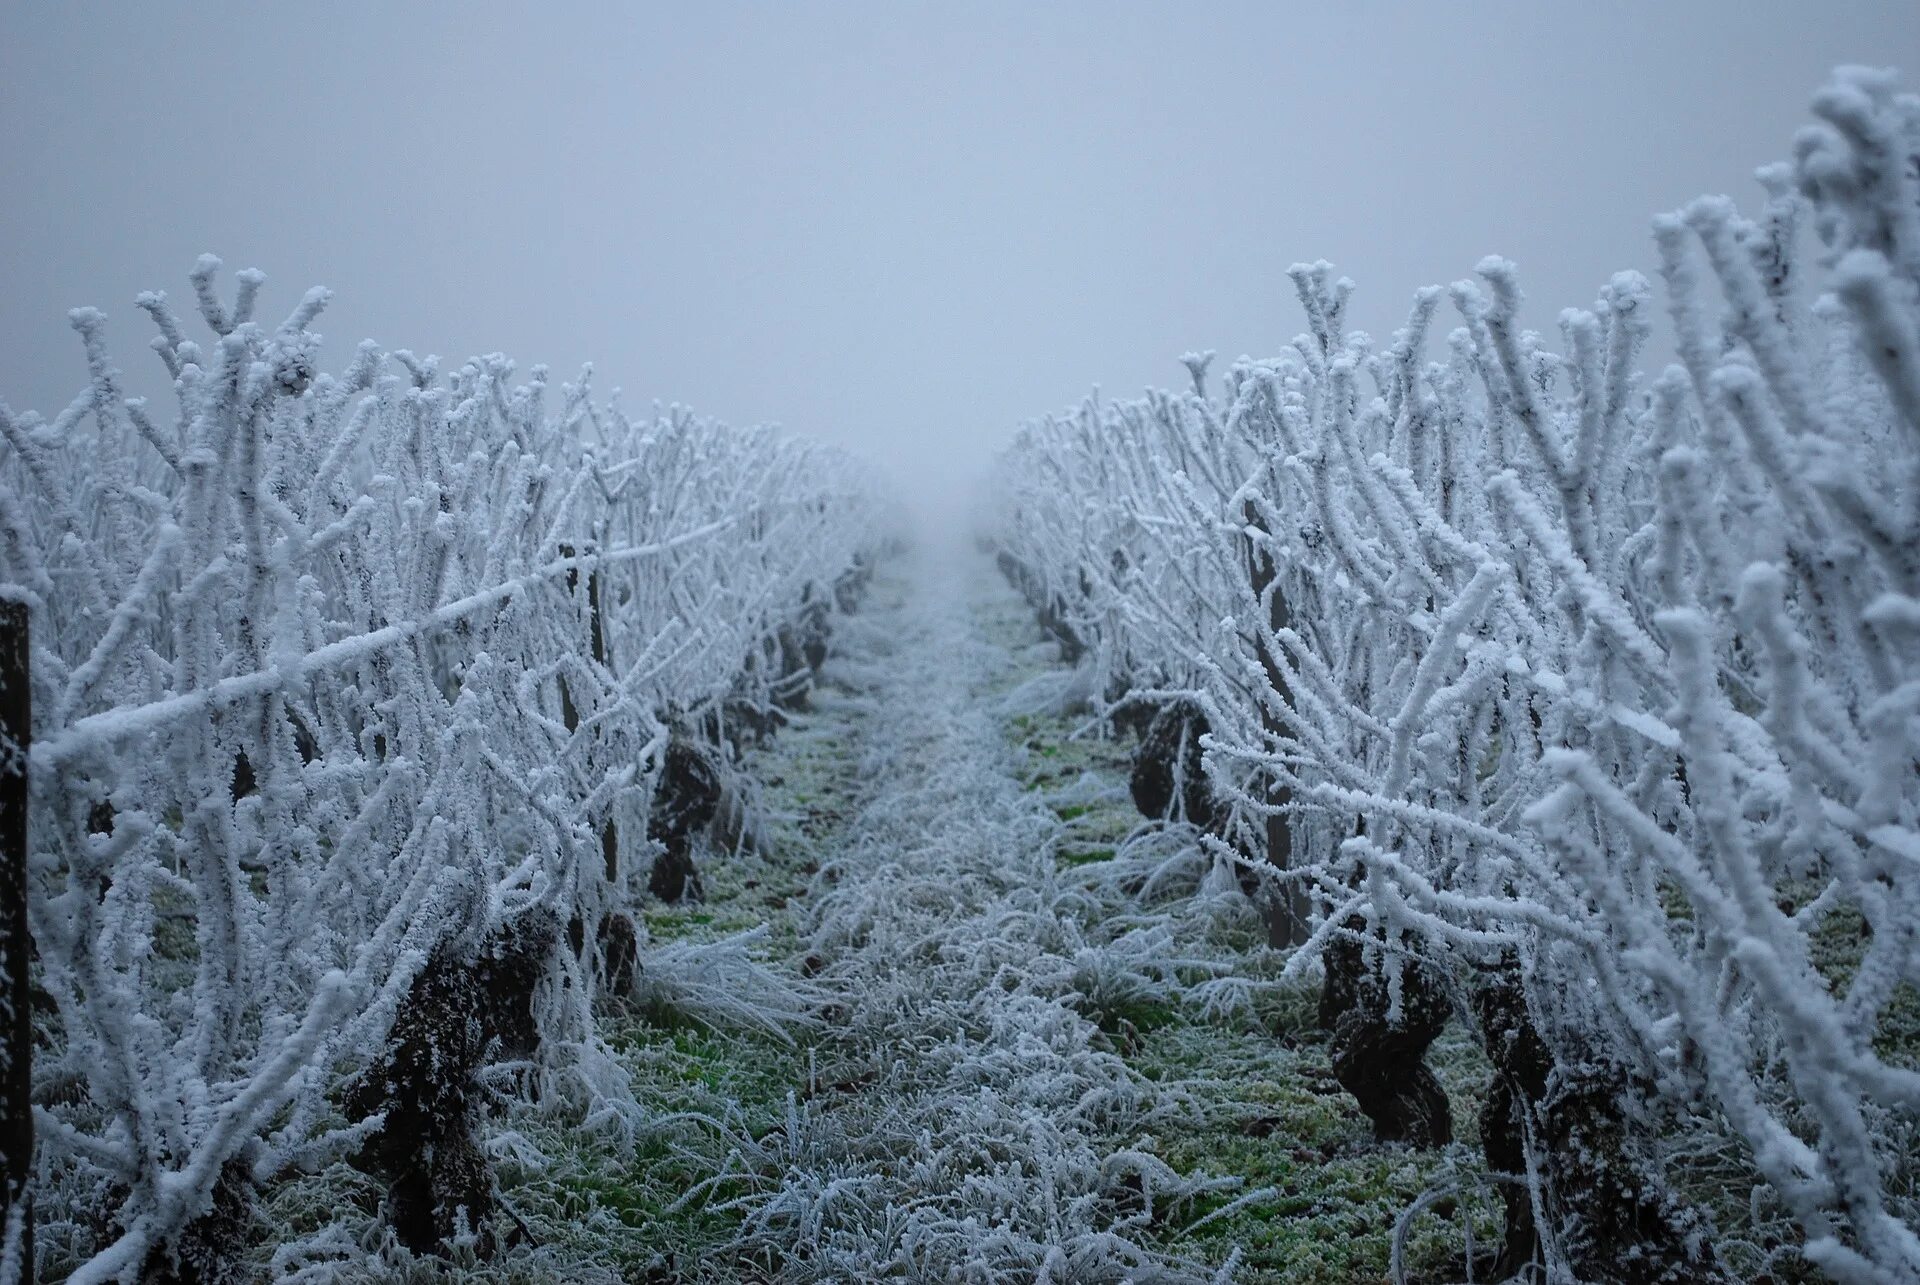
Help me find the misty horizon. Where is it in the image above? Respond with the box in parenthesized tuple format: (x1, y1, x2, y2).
(8, 9, 1920, 1283)
(6, 3, 1917, 519)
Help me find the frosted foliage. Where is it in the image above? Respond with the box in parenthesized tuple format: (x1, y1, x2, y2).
(992, 68, 1920, 1282)
(0, 266, 882, 1280)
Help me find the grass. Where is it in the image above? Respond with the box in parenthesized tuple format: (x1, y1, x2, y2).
(1797, 888, 1920, 1070)
(478, 657, 881, 1280)
(977, 600, 1504, 1283)
(244, 565, 1917, 1283)
(1059, 846, 1117, 868)
(1113, 994, 1501, 1283)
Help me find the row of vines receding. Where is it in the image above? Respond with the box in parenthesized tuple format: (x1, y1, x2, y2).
(0, 256, 892, 1282)
(989, 67, 1920, 1285)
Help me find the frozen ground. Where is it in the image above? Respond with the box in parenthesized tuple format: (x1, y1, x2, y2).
(404, 545, 1504, 1285)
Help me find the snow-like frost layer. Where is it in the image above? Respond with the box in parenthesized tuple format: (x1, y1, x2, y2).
(708, 552, 1241, 1284)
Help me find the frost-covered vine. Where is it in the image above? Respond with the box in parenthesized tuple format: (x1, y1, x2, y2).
(0, 261, 883, 1280)
(992, 67, 1920, 1283)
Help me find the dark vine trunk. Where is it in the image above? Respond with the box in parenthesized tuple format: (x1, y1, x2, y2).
(1104, 681, 1157, 742)
(797, 589, 831, 673)
(772, 624, 815, 711)
(1475, 962, 1726, 1284)
(348, 941, 495, 1257)
(649, 839, 702, 904)
(1318, 916, 1452, 1147)
(1475, 966, 1551, 1280)
(1129, 701, 1220, 830)
(595, 910, 640, 997)
(994, 549, 1086, 663)
(1129, 700, 1310, 947)
(348, 913, 558, 1257)
(721, 696, 786, 755)
(478, 910, 560, 1065)
(648, 739, 721, 904)
(140, 1157, 254, 1284)
(833, 562, 867, 615)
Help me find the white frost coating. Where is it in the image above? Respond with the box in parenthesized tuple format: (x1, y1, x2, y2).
(993, 67, 1920, 1282)
(705, 556, 1238, 1282)
(1, 264, 885, 1277)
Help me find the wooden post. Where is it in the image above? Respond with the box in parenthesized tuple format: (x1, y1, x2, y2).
(576, 543, 618, 882)
(1, 596, 33, 1283)
(1242, 502, 1311, 947)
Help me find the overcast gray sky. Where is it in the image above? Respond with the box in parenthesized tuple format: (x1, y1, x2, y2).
(4, 3, 1916, 514)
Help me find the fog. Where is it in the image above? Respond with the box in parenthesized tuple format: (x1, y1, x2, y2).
(4, 3, 1916, 522)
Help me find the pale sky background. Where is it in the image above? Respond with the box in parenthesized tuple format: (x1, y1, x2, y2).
(4, 3, 1917, 519)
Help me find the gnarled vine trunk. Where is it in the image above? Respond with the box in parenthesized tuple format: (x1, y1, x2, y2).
(1129, 701, 1220, 830)
(348, 913, 558, 1258)
(1475, 962, 1726, 1284)
(1130, 700, 1310, 948)
(1317, 915, 1452, 1147)
(648, 738, 722, 903)
(140, 1157, 254, 1285)
(348, 941, 495, 1257)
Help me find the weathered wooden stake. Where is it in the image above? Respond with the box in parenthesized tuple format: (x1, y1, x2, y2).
(1, 597, 33, 1284)
(1242, 501, 1311, 947)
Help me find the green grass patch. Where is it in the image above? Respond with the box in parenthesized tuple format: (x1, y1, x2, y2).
(1127, 1025, 1498, 1283)
(1058, 846, 1116, 868)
